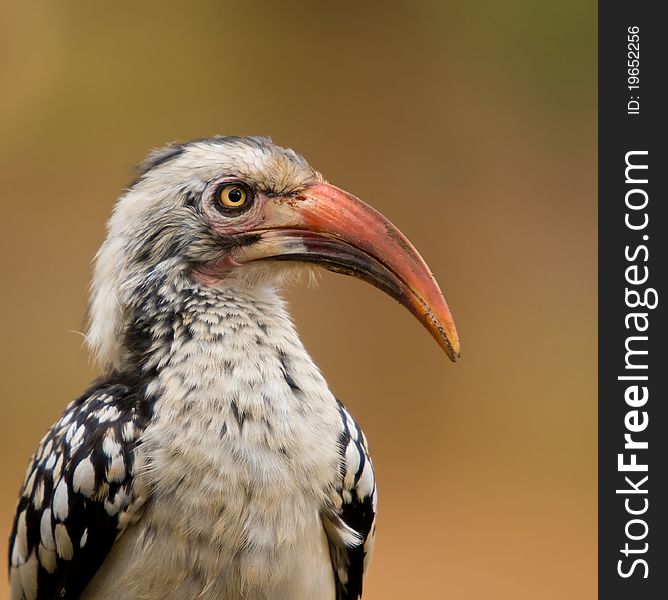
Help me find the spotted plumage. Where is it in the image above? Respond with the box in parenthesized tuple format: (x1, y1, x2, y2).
(9, 380, 151, 599)
(325, 402, 377, 600)
(9, 136, 458, 599)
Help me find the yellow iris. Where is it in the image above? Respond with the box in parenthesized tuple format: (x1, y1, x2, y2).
(218, 185, 248, 208)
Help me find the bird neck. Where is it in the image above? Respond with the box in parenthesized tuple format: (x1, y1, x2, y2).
(119, 276, 332, 421)
(122, 277, 287, 371)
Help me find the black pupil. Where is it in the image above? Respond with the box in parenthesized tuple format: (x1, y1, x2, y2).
(228, 188, 243, 204)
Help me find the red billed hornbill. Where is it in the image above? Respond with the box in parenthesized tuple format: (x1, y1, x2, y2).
(9, 136, 459, 600)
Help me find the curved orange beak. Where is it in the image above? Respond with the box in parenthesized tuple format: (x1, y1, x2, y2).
(236, 182, 460, 360)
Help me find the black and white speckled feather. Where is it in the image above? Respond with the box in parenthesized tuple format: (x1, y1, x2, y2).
(324, 402, 377, 600)
(9, 379, 152, 600)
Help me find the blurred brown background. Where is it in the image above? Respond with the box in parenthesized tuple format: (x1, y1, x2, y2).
(0, 1, 596, 598)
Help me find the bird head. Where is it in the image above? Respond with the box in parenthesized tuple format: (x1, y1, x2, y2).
(88, 136, 459, 368)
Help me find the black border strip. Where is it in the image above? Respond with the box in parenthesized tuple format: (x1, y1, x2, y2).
(599, 2, 666, 597)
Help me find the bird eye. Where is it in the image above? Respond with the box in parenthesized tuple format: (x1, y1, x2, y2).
(217, 184, 250, 210)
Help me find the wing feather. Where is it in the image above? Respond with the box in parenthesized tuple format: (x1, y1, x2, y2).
(323, 401, 378, 600)
(8, 377, 152, 600)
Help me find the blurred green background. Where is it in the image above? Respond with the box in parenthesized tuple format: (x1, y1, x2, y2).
(0, 2, 596, 598)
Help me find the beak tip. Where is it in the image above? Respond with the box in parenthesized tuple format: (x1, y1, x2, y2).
(443, 337, 461, 362)
(426, 308, 460, 362)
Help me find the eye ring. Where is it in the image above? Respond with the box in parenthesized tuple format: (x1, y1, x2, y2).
(213, 182, 253, 214)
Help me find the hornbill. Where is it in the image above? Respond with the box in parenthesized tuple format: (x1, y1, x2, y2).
(8, 136, 459, 600)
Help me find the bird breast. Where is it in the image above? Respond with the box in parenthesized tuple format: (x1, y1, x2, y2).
(109, 286, 342, 597)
